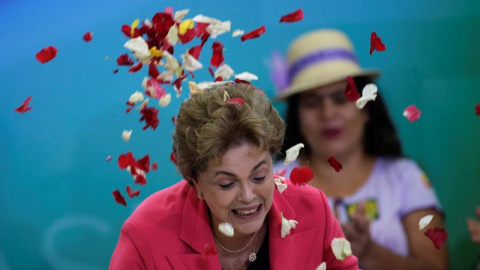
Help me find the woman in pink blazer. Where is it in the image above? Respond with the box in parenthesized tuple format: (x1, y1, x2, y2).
(109, 82, 359, 270)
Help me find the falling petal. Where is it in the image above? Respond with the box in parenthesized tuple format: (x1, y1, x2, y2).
(327, 156, 343, 172)
(219, 222, 234, 237)
(122, 130, 132, 142)
(215, 64, 234, 80)
(129, 62, 143, 73)
(124, 37, 151, 61)
(36, 46, 57, 63)
(424, 228, 448, 249)
(235, 72, 258, 81)
(280, 212, 298, 238)
(126, 185, 140, 198)
(166, 24, 179, 46)
(83, 31, 93, 42)
(139, 105, 160, 130)
(129, 91, 144, 104)
(419, 215, 434, 230)
(112, 190, 127, 206)
(284, 143, 304, 165)
(356, 83, 377, 109)
(290, 166, 314, 186)
(174, 9, 189, 22)
(232, 29, 244, 37)
(345, 76, 360, 102)
(117, 54, 134, 66)
(159, 93, 172, 107)
(151, 162, 158, 171)
(331, 238, 352, 261)
(14, 96, 33, 113)
(106, 155, 112, 162)
(241, 26, 266, 42)
(225, 98, 245, 105)
(274, 176, 288, 193)
(316, 262, 326, 270)
(210, 41, 225, 67)
(182, 52, 203, 72)
(279, 9, 304, 23)
(403, 105, 422, 122)
(370, 32, 386, 55)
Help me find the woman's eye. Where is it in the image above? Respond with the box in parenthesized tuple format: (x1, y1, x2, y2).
(253, 176, 266, 182)
(219, 182, 234, 189)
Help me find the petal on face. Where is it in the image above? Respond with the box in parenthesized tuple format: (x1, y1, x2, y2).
(112, 190, 127, 206)
(419, 215, 434, 230)
(280, 212, 298, 238)
(122, 130, 132, 142)
(279, 9, 304, 23)
(240, 26, 266, 42)
(327, 156, 343, 172)
(219, 222, 235, 237)
(36, 46, 58, 63)
(331, 238, 352, 261)
(235, 72, 258, 81)
(424, 227, 448, 249)
(290, 166, 314, 186)
(284, 143, 305, 165)
(403, 105, 422, 122)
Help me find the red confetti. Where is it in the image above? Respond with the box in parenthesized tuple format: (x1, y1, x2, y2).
(83, 31, 93, 42)
(14, 96, 32, 113)
(210, 42, 224, 67)
(202, 243, 218, 260)
(112, 190, 127, 206)
(195, 22, 210, 37)
(234, 78, 252, 85)
(126, 185, 141, 198)
(279, 9, 304, 23)
(125, 101, 134, 113)
(226, 98, 245, 105)
(475, 103, 480, 116)
(179, 28, 196, 44)
(240, 26, 266, 42)
(148, 62, 160, 78)
(327, 156, 343, 172)
(403, 105, 422, 123)
(140, 105, 160, 130)
(424, 228, 448, 249)
(170, 151, 178, 165)
(151, 12, 175, 36)
(345, 76, 360, 102)
(129, 62, 143, 73)
(214, 76, 223, 82)
(151, 162, 158, 170)
(290, 166, 314, 186)
(370, 32, 386, 55)
(188, 45, 203, 60)
(117, 54, 134, 66)
(36, 46, 58, 63)
(208, 67, 215, 77)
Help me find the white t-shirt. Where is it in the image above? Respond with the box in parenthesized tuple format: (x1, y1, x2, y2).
(273, 157, 441, 257)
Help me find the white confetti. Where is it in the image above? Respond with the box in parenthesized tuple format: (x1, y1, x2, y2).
(219, 222, 234, 237)
(280, 212, 298, 238)
(419, 215, 434, 230)
(232, 29, 245, 37)
(124, 37, 150, 61)
(331, 238, 352, 261)
(215, 64, 235, 80)
(181, 52, 203, 72)
(129, 91, 145, 104)
(356, 83, 378, 109)
(235, 72, 258, 82)
(159, 93, 171, 107)
(274, 176, 288, 193)
(122, 130, 132, 142)
(284, 143, 304, 165)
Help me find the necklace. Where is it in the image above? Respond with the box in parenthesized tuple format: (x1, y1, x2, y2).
(214, 231, 258, 262)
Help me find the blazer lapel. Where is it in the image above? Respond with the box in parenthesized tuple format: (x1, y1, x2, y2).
(268, 188, 316, 270)
(166, 254, 221, 270)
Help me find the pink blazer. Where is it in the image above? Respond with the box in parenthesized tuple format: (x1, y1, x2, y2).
(109, 180, 359, 270)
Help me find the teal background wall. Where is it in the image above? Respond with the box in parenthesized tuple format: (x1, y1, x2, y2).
(1, 0, 479, 269)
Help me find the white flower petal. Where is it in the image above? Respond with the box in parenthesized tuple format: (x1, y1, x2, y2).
(124, 37, 150, 61)
(419, 215, 434, 230)
(235, 72, 258, 82)
(284, 143, 304, 165)
(192, 14, 222, 24)
(181, 53, 203, 72)
(129, 91, 145, 104)
(215, 64, 235, 80)
(137, 98, 150, 110)
(274, 176, 288, 193)
(166, 24, 179, 46)
(316, 262, 326, 270)
(355, 83, 378, 109)
(232, 29, 244, 37)
(159, 93, 171, 107)
(174, 9, 189, 22)
(223, 91, 231, 102)
(219, 222, 234, 237)
(206, 20, 231, 38)
(280, 212, 298, 238)
(331, 238, 352, 261)
(163, 51, 180, 73)
(122, 130, 132, 142)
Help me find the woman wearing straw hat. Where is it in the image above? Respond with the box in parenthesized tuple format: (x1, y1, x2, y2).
(272, 29, 449, 270)
(110, 82, 360, 270)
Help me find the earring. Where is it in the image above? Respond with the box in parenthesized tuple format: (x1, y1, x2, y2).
(197, 191, 204, 200)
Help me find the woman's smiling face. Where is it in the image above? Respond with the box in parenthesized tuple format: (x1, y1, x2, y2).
(193, 142, 275, 237)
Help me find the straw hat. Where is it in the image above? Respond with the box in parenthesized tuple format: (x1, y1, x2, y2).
(276, 29, 380, 100)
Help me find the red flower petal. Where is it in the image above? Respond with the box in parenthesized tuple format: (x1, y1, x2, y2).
(36, 46, 58, 63)
(139, 105, 160, 130)
(151, 162, 158, 170)
(118, 152, 136, 169)
(276, 168, 287, 177)
(171, 116, 176, 124)
(345, 76, 360, 102)
(117, 54, 134, 66)
(279, 9, 304, 23)
(188, 45, 203, 60)
(235, 78, 252, 85)
(214, 76, 223, 82)
(210, 41, 224, 67)
(208, 67, 215, 77)
(403, 105, 422, 123)
(121, 25, 131, 37)
(134, 173, 147, 185)
(195, 22, 210, 37)
(170, 151, 178, 165)
(370, 32, 386, 55)
(129, 62, 143, 73)
(475, 103, 480, 116)
(327, 156, 343, 172)
(290, 166, 314, 186)
(125, 101, 134, 113)
(14, 96, 33, 113)
(149, 62, 160, 79)
(240, 26, 266, 42)
(151, 12, 175, 36)
(112, 190, 127, 206)
(126, 185, 140, 198)
(179, 28, 196, 44)
(136, 154, 150, 173)
(226, 98, 245, 105)
(424, 228, 448, 249)
(202, 243, 218, 260)
(83, 31, 93, 42)
(106, 155, 112, 162)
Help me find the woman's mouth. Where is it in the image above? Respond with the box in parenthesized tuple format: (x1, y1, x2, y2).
(232, 205, 262, 219)
(322, 128, 341, 139)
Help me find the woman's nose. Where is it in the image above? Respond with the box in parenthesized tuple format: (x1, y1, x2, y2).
(238, 183, 255, 204)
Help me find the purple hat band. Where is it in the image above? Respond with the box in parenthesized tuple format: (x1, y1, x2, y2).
(288, 48, 358, 84)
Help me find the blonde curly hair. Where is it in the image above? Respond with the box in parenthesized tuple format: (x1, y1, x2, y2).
(172, 82, 285, 184)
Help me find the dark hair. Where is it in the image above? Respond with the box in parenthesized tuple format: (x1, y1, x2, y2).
(279, 77, 403, 160)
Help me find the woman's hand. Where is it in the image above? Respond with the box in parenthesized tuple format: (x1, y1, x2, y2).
(467, 207, 480, 244)
(341, 203, 374, 261)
